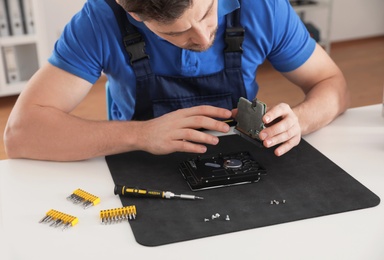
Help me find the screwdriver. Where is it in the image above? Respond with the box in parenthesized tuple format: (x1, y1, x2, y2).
(114, 185, 204, 200)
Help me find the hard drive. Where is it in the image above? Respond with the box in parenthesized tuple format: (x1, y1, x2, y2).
(234, 97, 267, 147)
(179, 151, 266, 191)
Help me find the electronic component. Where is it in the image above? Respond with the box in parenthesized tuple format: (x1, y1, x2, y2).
(179, 151, 266, 191)
(234, 97, 266, 147)
(114, 185, 203, 200)
(38, 209, 78, 231)
(100, 205, 137, 224)
(67, 188, 100, 209)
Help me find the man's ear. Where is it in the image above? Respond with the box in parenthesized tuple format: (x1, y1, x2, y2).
(128, 12, 143, 22)
(115, 0, 143, 22)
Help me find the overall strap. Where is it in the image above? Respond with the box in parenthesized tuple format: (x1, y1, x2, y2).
(224, 0, 244, 68)
(104, 0, 151, 77)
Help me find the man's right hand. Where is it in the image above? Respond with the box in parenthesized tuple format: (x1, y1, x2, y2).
(135, 105, 232, 155)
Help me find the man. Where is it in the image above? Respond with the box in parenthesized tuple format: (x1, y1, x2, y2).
(4, 0, 349, 161)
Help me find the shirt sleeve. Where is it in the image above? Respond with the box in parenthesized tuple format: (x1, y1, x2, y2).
(267, 0, 316, 73)
(48, 3, 103, 84)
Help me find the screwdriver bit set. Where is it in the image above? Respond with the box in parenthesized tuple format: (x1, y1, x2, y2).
(100, 205, 137, 224)
(67, 188, 101, 209)
(38, 187, 139, 230)
(39, 209, 79, 231)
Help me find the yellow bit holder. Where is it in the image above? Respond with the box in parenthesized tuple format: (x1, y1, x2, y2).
(67, 188, 101, 209)
(39, 209, 78, 230)
(100, 205, 137, 224)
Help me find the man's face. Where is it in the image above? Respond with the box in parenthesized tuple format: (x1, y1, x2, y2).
(138, 0, 218, 52)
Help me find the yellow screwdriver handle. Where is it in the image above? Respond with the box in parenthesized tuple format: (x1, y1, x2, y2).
(114, 185, 164, 198)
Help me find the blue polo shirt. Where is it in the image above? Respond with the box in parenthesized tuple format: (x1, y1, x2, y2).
(49, 0, 315, 120)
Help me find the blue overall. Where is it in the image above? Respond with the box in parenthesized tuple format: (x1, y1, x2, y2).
(106, 0, 247, 121)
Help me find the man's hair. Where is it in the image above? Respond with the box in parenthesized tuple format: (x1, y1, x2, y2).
(118, 0, 193, 23)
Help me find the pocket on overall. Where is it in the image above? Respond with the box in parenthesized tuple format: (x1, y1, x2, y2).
(152, 93, 233, 118)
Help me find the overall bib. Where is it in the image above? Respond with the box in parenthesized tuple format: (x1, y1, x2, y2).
(106, 0, 247, 121)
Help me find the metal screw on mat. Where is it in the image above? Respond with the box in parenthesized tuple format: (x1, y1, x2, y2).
(270, 199, 286, 205)
(205, 213, 230, 222)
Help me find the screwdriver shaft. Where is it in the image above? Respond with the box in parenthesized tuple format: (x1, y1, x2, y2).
(174, 194, 204, 200)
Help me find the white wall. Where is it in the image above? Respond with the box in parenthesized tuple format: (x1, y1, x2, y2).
(298, 0, 384, 42)
(331, 0, 384, 42)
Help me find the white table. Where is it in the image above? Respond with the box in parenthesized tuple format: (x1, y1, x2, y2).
(1, 105, 383, 260)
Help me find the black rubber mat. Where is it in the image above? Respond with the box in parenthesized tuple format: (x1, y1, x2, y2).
(106, 134, 380, 246)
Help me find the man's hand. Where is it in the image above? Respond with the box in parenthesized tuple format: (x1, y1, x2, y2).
(255, 44, 349, 156)
(258, 103, 301, 156)
(135, 105, 232, 155)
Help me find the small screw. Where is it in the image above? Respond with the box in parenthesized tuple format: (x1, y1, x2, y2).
(225, 215, 230, 221)
(273, 200, 280, 205)
(204, 218, 210, 222)
(283, 200, 286, 204)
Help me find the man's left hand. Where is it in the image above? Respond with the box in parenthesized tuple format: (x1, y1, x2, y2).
(258, 103, 301, 156)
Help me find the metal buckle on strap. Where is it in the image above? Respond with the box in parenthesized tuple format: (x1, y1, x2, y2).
(224, 27, 245, 53)
(123, 32, 149, 64)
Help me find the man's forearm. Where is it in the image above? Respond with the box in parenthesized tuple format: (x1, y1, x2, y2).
(4, 104, 232, 161)
(292, 73, 350, 135)
(4, 106, 142, 161)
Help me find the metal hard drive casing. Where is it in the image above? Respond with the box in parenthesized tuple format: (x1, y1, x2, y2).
(234, 97, 266, 146)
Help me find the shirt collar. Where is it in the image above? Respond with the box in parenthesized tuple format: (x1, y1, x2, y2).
(218, 0, 240, 17)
